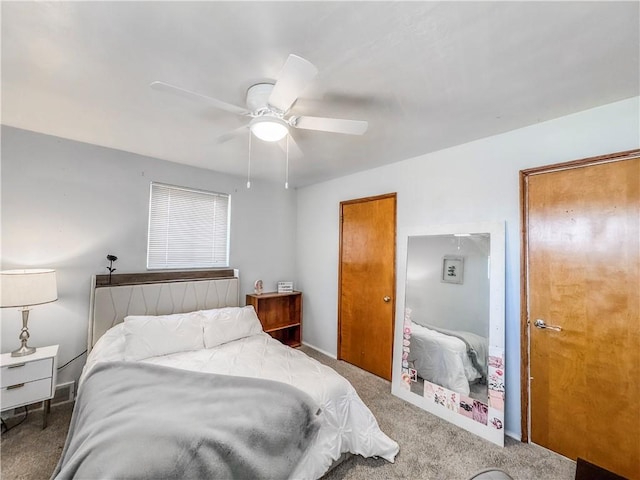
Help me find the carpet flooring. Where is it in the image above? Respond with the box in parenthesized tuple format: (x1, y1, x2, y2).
(300, 346, 576, 480)
(0, 345, 576, 479)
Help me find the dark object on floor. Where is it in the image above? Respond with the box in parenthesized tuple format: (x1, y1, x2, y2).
(575, 458, 627, 480)
(1, 406, 29, 434)
(467, 467, 514, 480)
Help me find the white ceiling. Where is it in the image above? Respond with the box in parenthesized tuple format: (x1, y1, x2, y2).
(2, 1, 638, 187)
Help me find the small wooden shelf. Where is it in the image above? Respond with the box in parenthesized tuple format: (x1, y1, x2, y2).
(246, 291, 302, 348)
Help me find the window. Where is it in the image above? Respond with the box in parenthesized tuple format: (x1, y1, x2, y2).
(147, 183, 230, 269)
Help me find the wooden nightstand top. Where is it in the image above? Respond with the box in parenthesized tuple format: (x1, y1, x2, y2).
(247, 291, 301, 299)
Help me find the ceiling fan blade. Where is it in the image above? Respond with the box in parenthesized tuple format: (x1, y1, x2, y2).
(268, 55, 318, 113)
(150, 81, 250, 116)
(293, 116, 368, 135)
(215, 125, 249, 144)
(277, 134, 304, 159)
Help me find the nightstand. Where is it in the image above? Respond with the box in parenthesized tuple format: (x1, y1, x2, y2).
(246, 291, 302, 347)
(1, 345, 59, 428)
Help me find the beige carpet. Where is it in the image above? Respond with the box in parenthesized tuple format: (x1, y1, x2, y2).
(300, 346, 576, 480)
(1, 346, 576, 479)
(1, 401, 73, 480)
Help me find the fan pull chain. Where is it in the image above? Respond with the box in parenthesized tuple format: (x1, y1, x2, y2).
(285, 135, 289, 189)
(246, 130, 252, 189)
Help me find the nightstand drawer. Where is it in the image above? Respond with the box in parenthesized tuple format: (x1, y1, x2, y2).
(1, 358, 53, 388)
(1, 377, 53, 410)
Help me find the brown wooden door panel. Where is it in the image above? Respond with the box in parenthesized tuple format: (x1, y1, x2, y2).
(527, 156, 640, 479)
(339, 194, 396, 381)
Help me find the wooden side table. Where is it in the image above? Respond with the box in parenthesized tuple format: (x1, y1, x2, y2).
(1, 345, 59, 428)
(246, 291, 302, 348)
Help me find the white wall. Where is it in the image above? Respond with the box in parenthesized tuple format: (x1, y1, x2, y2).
(295, 96, 640, 439)
(1, 126, 297, 385)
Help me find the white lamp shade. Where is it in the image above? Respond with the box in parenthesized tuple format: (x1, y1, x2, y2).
(0, 269, 58, 308)
(250, 117, 289, 142)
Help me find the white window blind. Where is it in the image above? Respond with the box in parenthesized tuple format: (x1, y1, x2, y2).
(147, 183, 230, 269)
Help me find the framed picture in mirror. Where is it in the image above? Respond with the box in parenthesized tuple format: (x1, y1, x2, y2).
(441, 255, 464, 284)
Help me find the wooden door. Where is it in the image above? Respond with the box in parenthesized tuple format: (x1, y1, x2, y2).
(338, 193, 396, 381)
(522, 151, 639, 479)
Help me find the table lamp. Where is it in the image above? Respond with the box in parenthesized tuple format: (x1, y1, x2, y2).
(0, 269, 58, 357)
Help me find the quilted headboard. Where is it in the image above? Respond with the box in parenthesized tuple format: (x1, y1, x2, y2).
(88, 269, 239, 352)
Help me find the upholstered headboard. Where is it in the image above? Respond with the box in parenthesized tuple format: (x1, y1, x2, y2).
(88, 269, 239, 352)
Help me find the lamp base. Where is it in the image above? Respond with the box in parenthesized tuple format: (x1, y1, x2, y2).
(11, 345, 36, 357)
(11, 308, 37, 357)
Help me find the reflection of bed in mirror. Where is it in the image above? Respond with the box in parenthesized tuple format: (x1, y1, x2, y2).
(407, 321, 487, 399)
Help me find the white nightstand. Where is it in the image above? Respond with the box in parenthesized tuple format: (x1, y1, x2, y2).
(1, 345, 59, 428)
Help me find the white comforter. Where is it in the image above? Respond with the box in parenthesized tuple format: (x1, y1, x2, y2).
(83, 326, 399, 480)
(408, 321, 483, 396)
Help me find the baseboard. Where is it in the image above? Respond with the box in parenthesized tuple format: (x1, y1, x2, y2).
(505, 429, 520, 441)
(1, 381, 75, 419)
(301, 341, 337, 359)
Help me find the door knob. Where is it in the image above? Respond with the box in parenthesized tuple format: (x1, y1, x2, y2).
(534, 319, 562, 332)
(383, 296, 391, 303)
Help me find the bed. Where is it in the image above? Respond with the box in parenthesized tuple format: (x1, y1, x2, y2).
(407, 321, 487, 396)
(53, 270, 398, 480)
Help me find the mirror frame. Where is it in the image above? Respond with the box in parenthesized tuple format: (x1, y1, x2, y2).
(391, 221, 505, 446)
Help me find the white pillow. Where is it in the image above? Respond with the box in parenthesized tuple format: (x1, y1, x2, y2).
(202, 306, 263, 348)
(123, 311, 205, 361)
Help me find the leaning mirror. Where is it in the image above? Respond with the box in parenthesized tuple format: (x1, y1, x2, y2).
(392, 222, 505, 446)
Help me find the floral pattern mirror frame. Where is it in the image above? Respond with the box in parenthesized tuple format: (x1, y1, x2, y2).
(391, 221, 505, 446)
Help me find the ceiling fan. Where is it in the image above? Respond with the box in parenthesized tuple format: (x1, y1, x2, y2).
(150, 54, 368, 146)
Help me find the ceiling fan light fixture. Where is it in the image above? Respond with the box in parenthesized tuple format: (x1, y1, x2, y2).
(250, 117, 289, 142)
